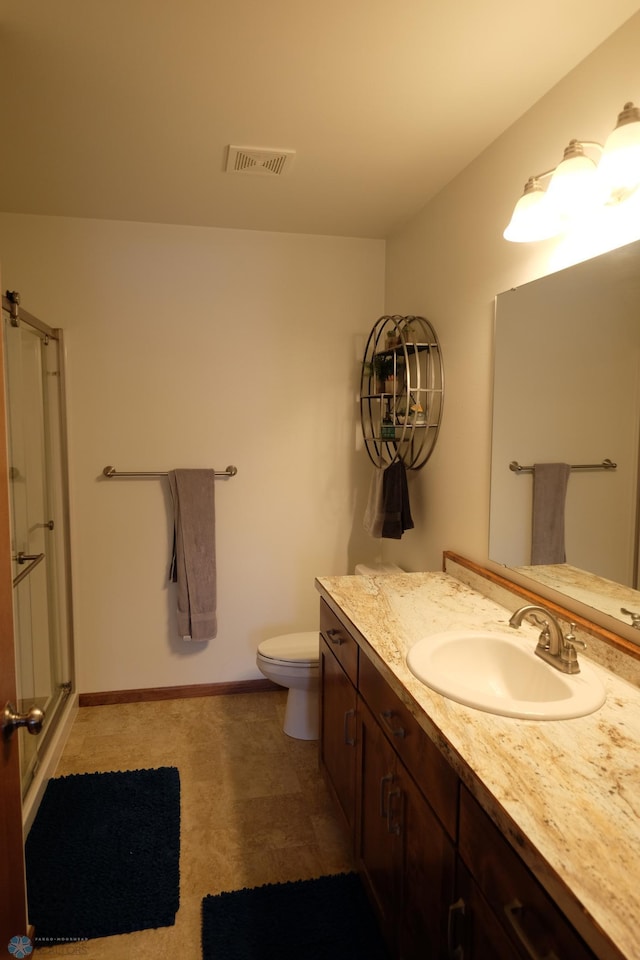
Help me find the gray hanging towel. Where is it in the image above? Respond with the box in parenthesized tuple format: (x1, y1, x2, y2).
(531, 462, 571, 565)
(363, 467, 385, 538)
(168, 469, 217, 641)
(381, 460, 414, 540)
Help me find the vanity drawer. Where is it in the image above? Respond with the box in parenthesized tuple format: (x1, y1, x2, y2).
(459, 785, 597, 960)
(358, 650, 458, 839)
(320, 600, 359, 686)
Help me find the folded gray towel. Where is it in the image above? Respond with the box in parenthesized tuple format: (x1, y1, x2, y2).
(531, 462, 571, 565)
(168, 469, 217, 641)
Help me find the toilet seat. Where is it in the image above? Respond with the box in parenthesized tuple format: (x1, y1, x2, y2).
(257, 656, 319, 671)
(256, 631, 320, 740)
(257, 631, 319, 664)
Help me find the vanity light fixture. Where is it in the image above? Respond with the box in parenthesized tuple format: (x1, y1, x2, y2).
(545, 140, 600, 217)
(503, 101, 640, 242)
(598, 101, 640, 202)
(503, 176, 560, 242)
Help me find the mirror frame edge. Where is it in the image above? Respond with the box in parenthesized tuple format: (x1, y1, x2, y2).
(443, 550, 640, 663)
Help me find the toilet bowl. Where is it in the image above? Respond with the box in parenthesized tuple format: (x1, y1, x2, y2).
(257, 565, 403, 741)
(256, 632, 320, 740)
(355, 562, 403, 576)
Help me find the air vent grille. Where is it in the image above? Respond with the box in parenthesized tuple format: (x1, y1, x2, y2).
(226, 146, 295, 176)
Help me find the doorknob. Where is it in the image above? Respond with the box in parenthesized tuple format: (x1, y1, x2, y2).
(2, 702, 45, 738)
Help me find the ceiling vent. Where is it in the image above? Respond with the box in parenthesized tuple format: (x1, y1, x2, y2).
(226, 145, 295, 177)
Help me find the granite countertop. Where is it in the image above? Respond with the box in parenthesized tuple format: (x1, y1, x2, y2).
(513, 562, 640, 627)
(315, 571, 640, 960)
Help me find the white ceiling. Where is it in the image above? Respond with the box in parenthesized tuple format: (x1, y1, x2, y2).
(0, 1, 638, 238)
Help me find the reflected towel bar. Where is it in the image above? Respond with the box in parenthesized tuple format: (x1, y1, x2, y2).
(102, 465, 238, 479)
(509, 458, 616, 473)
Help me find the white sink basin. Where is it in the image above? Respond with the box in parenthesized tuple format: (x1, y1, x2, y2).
(406, 630, 606, 719)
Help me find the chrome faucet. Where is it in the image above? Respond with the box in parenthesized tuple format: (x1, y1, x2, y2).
(509, 604, 586, 674)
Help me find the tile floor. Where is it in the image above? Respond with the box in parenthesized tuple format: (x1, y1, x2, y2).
(34, 690, 354, 958)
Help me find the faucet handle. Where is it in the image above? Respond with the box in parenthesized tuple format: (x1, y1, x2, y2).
(525, 613, 551, 648)
(562, 623, 586, 666)
(621, 607, 640, 629)
(564, 622, 587, 648)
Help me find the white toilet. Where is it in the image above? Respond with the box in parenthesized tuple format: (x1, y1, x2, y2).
(256, 632, 320, 740)
(354, 562, 403, 576)
(256, 562, 403, 741)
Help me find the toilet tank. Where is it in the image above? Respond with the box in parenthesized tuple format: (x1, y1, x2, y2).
(355, 562, 403, 576)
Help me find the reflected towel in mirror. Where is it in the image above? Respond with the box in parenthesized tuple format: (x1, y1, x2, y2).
(531, 462, 571, 565)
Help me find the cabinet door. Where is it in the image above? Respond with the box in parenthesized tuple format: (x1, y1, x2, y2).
(399, 766, 455, 960)
(459, 786, 598, 960)
(453, 861, 517, 960)
(357, 698, 399, 948)
(320, 636, 358, 837)
(359, 650, 458, 840)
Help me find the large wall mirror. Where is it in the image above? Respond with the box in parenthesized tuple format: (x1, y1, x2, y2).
(490, 237, 640, 637)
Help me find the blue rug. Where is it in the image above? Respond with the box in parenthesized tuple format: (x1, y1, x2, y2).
(25, 766, 180, 944)
(202, 872, 390, 959)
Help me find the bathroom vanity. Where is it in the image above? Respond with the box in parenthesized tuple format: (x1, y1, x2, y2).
(316, 554, 640, 960)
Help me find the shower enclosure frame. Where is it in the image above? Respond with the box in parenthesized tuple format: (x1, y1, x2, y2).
(1, 292, 78, 827)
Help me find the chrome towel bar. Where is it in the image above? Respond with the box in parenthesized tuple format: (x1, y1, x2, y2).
(12, 552, 45, 588)
(509, 458, 616, 473)
(103, 465, 238, 479)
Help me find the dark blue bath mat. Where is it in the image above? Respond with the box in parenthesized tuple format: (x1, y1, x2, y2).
(202, 872, 390, 959)
(26, 766, 180, 943)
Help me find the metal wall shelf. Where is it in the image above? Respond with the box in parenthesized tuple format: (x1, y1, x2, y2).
(359, 315, 444, 470)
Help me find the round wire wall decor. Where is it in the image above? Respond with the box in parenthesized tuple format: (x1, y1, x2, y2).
(359, 314, 444, 470)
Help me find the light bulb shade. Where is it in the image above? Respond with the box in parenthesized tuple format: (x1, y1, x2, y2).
(545, 143, 598, 219)
(503, 180, 562, 242)
(598, 102, 640, 203)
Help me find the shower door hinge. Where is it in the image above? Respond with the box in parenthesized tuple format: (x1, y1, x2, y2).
(6, 290, 20, 326)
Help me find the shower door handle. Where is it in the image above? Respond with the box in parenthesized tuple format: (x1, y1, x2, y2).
(2, 702, 45, 739)
(12, 551, 45, 587)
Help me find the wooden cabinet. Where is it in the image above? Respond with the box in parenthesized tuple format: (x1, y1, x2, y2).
(358, 649, 458, 841)
(451, 862, 517, 960)
(357, 698, 455, 960)
(318, 596, 604, 960)
(319, 600, 359, 839)
(320, 598, 358, 685)
(456, 785, 598, 960)
(399, 768, 455, 960)
(357, 650, 457, 960)
(319, 634, 357, 838)
(319, 596, 457, 960)
(356, 699, 398, 943)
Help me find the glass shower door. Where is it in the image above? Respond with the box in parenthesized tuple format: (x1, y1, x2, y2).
(3, 308, 73, 797)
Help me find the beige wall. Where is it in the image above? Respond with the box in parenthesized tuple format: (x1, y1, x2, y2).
(383, 12, 640, 577)
(0, 215, 384, 692)
(3, 13, 640, 693)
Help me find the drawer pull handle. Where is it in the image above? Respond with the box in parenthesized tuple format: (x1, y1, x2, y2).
(343, 708, 356, 746)
(327, 628, 345, 646)
(379, 773, 394, 817)
(386, 787, 402, 836)
(447, 898, 465, 960)
(504, 900, 560, 960)
(380, 709, 406, 739)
